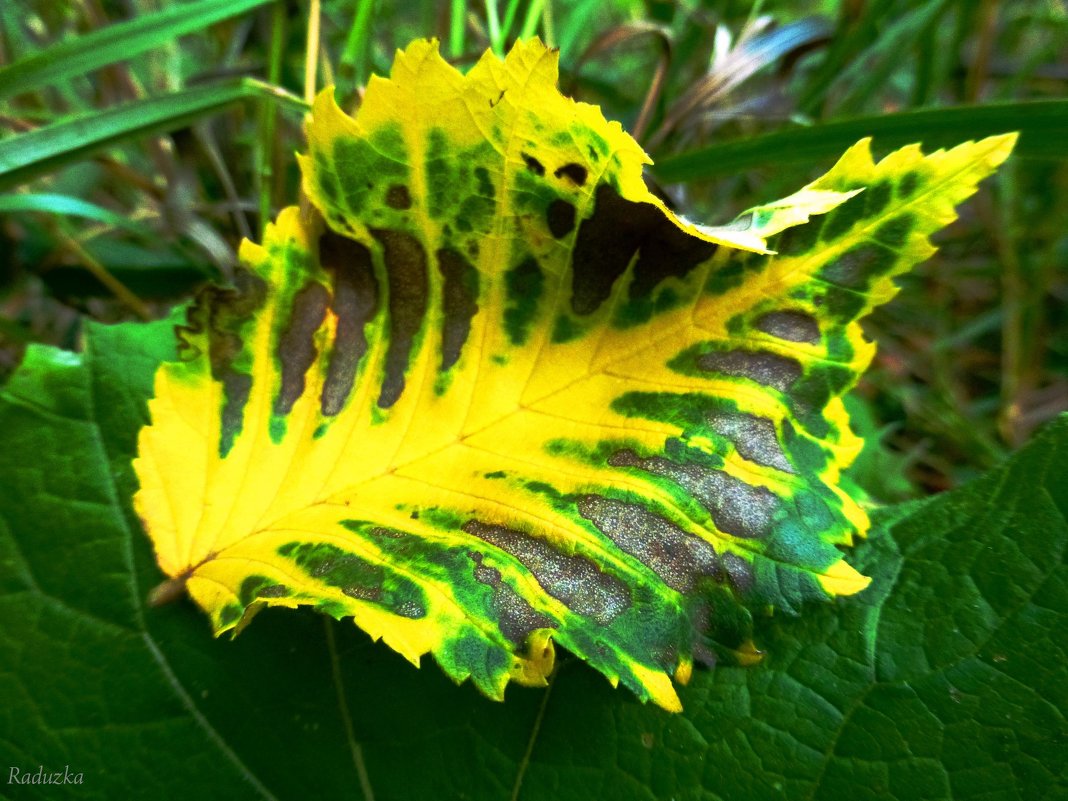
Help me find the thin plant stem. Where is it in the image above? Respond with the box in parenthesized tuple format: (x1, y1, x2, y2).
(299, 0, 321, 217)
(57, 228, 152, 320)
(304, 0, 322, 105)
(541, 0, 554, 48)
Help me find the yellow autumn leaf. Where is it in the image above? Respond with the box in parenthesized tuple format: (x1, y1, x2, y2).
(134, 38, 1015, 712)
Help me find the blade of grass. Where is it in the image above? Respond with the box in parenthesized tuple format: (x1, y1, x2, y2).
(518, 0, 546, 41)
(910, 0, 941, 107)
(795, 2, 895, 116)
(0, 0, 275, 100)
(651, 100, 1068, 183)
(338, 0, 376, 93)
(486, 0, 502, 53)
(0, 78, 307, 191)
(829, 0, 952, 117)
(0, 192, 149, 234)
(498, 0, 526, 46)
(450, 0, 467, 59)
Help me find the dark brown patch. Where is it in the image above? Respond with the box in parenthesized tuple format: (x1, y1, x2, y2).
(371, 228, 429, 408)
(629, 221, 717, 300)
(754, 310, 820, 345)
(570, 184, 715, 316)
(608, 451, 780, 540)
(575, 495, 720, 593)
(522, 153, 545, 176)
(274, 282, 330, 415)
(319, 231, 378, 416)
(176, 270, 268, 364)
(554, 162, 588, 186)
(218, 370, 252, 456)
(385, 184, 412, 210)
(697, 349, 803, 393)
(547, 199, 576, 239)
(464, 521, 629, 624)
(708, 412, 794, 474)
(469, 551, 555, 643)
(436, 249, 479, 372)
(178, 271, 268, 455)
(570, 185, 660, 315)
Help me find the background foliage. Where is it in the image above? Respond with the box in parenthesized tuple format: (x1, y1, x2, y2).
(1, 1, 1065, 799)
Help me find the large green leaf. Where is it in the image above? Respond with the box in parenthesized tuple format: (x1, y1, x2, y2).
(0, 317, 1064, 798)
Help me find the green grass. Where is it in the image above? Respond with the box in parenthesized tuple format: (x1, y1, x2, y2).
(0, 0, 1065, 492)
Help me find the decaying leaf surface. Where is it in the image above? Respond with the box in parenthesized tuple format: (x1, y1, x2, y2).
(133, 38, 1015, 710)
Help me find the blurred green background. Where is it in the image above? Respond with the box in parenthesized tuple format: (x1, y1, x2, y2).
(1, 0, 1065, 495)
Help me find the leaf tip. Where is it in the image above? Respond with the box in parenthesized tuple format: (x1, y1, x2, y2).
(818, 558, 871, 597)
(631, 663, 683, 712)
(978, 130, 1019, 167)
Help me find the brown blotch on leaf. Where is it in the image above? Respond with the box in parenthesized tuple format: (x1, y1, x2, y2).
(436, 248, 480, 372)
(342, 584, 383, 602)
(176, 269, 268, 364)
(468, 551, 556, 643)
(608, 451, 780, 540)
(464, 521, 629, 625)
(255, 584, 289, 598)
(754, 310, 821, 345)
(570, 185, 660, 314)
(576, 494, 720, 593)
(385, 183, 413, 210)
(570, 184, 715, 316)
(629, 220, 717, 301)
(319, 231, 378, 416)
(708, 411, 795, 474)
(820, 242, 894, 290)
(274, 282, 330, 416)
(177, 271, 268, 453)
(368, 526, 406, 539)
(554, 162, 588, 186)
(697, 349, 803, 394)
(371, 228, 429, 408)
(522, 153, 545, 176)
(547, 199, 577, 239)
